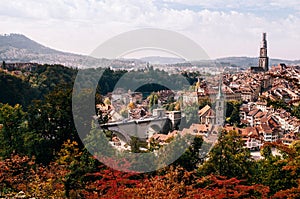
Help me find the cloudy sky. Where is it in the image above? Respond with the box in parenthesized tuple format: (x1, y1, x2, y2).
(0, 0, 299, 60)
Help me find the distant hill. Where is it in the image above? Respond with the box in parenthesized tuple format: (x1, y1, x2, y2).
(215, 57, 300, 68)
(0, 34, 59, 54)
(189, 56, 300, 69)
(139, 56, 186, 64)
(142, 56, 300, 68)
(0, 34, 144, 68)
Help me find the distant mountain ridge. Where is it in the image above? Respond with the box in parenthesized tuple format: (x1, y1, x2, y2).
(215, 56, 300, 67)
(0, 34, 143, 68)
(139, 56, 186, 64)
(0, 33, 59, 54)
(0, 33, 299, 68)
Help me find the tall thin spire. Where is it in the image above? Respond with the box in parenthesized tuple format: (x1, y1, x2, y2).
(216, 74, 223, 99)
(261, 33, 267, 48)
(259, 32, 269, 71)
(215, 71, 225, 126)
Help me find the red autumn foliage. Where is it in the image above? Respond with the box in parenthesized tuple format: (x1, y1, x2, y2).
(272, 186, 300, 199)
(121, 166, 195, 198)
(82, 157, 141, 198)
(0, 154, 68, 197)
(0, 154, 35, 192)
(1, 147, 299, 198)
(188, 175, 270, 199)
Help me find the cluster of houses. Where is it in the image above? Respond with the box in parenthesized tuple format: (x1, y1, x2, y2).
(238, 101, 299, 148)
(99, 64, 300, 152)
(184, 100, 299, 150)
(182, 69, 272, 104)
(262, 64, 300, 103)
(182, 64, 299, 106)
(176, 64, 299, 146)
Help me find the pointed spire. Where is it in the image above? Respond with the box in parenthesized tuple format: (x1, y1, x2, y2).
(261, 32, 267, 48)
(216, 73, 223, 99)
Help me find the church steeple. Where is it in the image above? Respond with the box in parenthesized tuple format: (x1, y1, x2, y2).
(215, 75, 225, 126)
(258, 32, 269, 71)
(216, 75, 223, 100)
(216, 83, 222, 99)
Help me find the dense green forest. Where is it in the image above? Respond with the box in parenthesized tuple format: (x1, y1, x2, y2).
(0, 65, 200, 108)
(0, 64, 299, 198)
(0, 65, 77, 108)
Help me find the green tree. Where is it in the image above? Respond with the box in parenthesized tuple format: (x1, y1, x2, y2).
(229, 107, 240, 125)
(173, 135, 204, 171)
(198, 97, 211, 110)
(199, 130, 252, 179)
(251, 142, 300, 195)
(130, 136, 141, 153)
(27, 85, 79, 163)
(0, 72, 40, 108)
(183, 103, 199, 127)
(292, 105, 300, 119)
(148, 92, 159, 111)
(260, 144, 272, 158)
(0, 103, 26, 157)
(226, 100, 241, 125)
(56, 140, 99, 198)
(267, 99, 290, 111)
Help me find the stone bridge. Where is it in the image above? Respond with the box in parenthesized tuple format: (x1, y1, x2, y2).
(100, 117, 168, 143)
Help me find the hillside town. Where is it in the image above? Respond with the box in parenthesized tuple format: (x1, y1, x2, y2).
(97, 33, 300, 158)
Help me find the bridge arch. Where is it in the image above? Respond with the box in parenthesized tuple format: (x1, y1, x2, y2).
(100, 117, 169, 143)
(105, 127, 132, 143)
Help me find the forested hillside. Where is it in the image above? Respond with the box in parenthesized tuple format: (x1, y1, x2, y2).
(0, 64, 77, 108)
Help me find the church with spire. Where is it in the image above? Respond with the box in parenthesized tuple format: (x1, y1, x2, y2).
(251, 33, 269, 73)
(198, 76, 225, 127)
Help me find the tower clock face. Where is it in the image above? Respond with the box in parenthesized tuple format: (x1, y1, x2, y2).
(218, 107, 222, 111)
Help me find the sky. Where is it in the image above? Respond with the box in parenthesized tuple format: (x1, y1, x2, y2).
(0, 0, 299, 60)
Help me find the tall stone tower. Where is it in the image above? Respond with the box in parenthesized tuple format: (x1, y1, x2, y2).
(215, 79, 225, 126)
(258, 33, 269, 71)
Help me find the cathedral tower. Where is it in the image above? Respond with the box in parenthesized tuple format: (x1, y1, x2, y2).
(258, 33, 269, 71)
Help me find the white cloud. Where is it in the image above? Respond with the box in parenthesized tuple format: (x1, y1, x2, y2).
(162, 0, 300, 11)
(0, 0, 299, 59)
